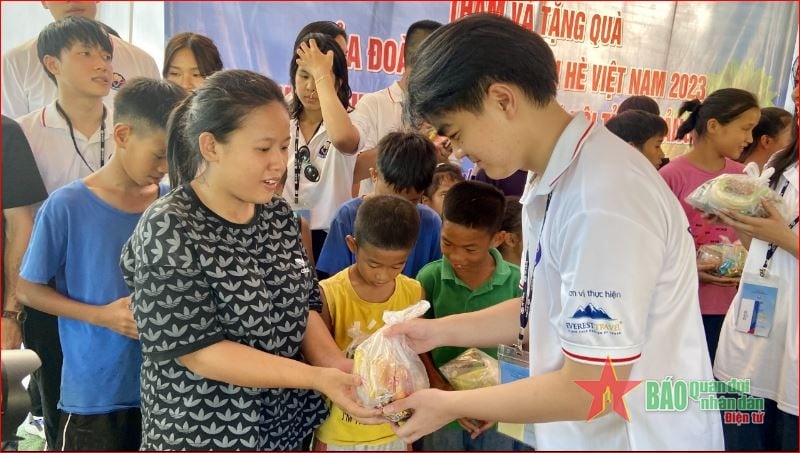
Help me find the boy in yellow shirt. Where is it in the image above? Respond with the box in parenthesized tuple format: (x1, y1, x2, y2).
(315, 195, 423, 451)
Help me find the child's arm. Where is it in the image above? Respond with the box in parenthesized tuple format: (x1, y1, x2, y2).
(17, 279, 137, 339)
(301, 286, 351, 373)
(319, 286, 335, 334)
(302, 310, 352, 373)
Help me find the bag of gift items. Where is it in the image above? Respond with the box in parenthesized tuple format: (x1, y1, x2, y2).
(353, 300, 431, 422)
(697, 236, 748, 278)
(439, 348, 499, 391)
(686, 162, 789, 219)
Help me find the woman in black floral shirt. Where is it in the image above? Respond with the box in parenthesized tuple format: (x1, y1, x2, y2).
(121, 70, 379, 451)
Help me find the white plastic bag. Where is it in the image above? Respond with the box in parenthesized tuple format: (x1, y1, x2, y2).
(686, 162, 788, 218)
(353, 300, 431, 422)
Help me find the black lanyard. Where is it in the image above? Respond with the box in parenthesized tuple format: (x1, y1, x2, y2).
(760, 180, 798, 277)
(293, 120, 322, 205)
(55, 101, 107, 172)
(517, 191, 553, 347)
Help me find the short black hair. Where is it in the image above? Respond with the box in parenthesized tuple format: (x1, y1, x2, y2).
(114, 78, 187, 132)
(424, 163, 464, 198)
(405, 13, 557, 125)
(675, 88, 759, 140)
(354, 195, 420, 250)
(617, 95, 660, 115)
(37, 16, 113, 85)
(606, 110, 668, 149)
(376, 131, 438, 193)
(442, 181, 506, 234)
(403, 20, 442, 69)
(501, 196, 522, 236)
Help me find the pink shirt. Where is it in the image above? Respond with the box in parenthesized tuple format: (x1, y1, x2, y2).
(659, 155, 744, 315)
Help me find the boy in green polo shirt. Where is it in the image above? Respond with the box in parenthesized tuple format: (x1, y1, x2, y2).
(416, 181, 527, 451)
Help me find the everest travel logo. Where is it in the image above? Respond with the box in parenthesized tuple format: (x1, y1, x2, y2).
(571, 303, 614, 320)
(565, 303, 623, 335)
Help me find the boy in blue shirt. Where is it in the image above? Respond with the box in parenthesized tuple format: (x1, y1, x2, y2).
(317, 131, 441, 279)
(416, 181, 526, 451)
(17, 77, 186, 450)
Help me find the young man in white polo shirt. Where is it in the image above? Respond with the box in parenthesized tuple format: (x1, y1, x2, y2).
(13, 16, 116, 448)
(350, 19, 441, 196)
(2, 1, 159, 119)
(381, 14, 724, 450)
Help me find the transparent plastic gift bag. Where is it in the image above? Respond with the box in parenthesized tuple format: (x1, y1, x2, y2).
(686, 162, 789, 218)
(439, 348, 499, 391)
(697, 236, 748, 278)
(353, 300, 431, 422)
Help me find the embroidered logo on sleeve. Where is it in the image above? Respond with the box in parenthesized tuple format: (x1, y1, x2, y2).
(565, 303, 623, 335)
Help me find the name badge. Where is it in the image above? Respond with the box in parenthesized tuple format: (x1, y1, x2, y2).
(293, 208, 311, 225)
(496, 344, 536, 448)
(734, 272, 780, 337)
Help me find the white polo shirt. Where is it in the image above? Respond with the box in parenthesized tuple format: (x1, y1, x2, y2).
(522, 115, 724, 450)
(282, 118, 357, 231)
(16, 101, 115, 195)
(714, 161, 798, 416)
(2, 34, 159, 118)
(350, 81, 405, 197)
(351, 80, 405, 152)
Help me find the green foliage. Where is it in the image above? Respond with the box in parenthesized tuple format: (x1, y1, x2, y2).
(706, 60, 778, 107)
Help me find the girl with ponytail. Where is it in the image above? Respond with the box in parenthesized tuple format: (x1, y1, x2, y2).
(659, 88, 761, 364)
(121, 69, 379, 451)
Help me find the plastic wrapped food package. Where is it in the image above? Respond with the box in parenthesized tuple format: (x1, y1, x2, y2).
(697, 241, 748, 278)
(686, 162, 789, 218)
(353, 300, 431, 422)
(439, 348, 499, 391)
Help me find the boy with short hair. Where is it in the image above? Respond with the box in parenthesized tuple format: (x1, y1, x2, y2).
(421, 163, 464, 217)
(314, 194, 423, 451)
(13, 16, 117, 447)
(416, 181, 525, 451)
(317, 131, 441, 279)
(3, 1, 160, 118)
(605, 109, 668, 169)
(17, 77, 186, 451)
(17, 16, 116, 194)
(384, 13, 724, 450)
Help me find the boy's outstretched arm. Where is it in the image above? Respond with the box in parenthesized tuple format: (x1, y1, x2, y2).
(387, 356, 633, 443)
(385, 297, 524, 353)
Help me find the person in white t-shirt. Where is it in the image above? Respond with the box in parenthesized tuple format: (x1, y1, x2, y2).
(377, 14, 724, 450)
(350, 20, 442, 196)
(12, 16, 117, 449)
(713, 74, 799, 451)
(283, 33, 359, 262)
(2, 1, 159, 119)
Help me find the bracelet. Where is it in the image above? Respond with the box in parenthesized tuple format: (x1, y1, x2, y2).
(315, 74, 332, 84)
(2, 310, 26, 323)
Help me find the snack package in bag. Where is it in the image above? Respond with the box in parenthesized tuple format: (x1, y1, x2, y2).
(697, 236, 748, 278)
(353, 300, 431, 422)
(439, 348, 499, 391)
(686, 162, 789, 218)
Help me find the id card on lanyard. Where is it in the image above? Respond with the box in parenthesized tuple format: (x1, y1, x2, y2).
(495, 193, 552, 448)
(734, 180, 798, 337)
